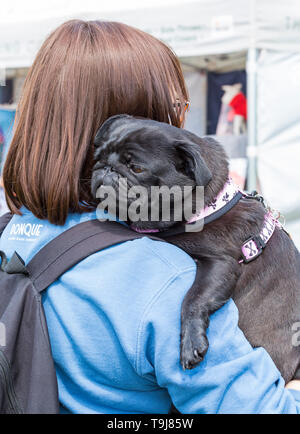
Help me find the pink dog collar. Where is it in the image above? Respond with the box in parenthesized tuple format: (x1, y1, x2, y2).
(188, 178, 241, 224)
(131, 178, 242, 234)
(131, 180, 283, 266)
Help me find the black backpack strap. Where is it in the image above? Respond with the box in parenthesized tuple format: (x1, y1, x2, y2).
(0, 212, 13, 236)
(26, 219, 160, 293)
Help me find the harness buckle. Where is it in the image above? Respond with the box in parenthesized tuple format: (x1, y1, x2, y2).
(240, 235, 266, 264)
(244, 191, 268, 210)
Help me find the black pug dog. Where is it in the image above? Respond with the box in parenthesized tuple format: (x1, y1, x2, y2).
(91, 114, 300, 382)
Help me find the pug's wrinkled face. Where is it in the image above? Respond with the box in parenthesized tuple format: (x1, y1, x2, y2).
(91, 115, 212, 230)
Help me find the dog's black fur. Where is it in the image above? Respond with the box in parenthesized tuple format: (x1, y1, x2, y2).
(91, 114, 300, 382)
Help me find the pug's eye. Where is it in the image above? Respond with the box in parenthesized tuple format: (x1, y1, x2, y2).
(124, 153, 131, 164)
(130, 165, 144, 174)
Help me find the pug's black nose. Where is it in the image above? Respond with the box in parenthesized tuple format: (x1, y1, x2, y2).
(103, 170, 119, 185)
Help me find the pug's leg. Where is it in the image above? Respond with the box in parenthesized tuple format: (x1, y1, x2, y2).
(180, 256, 241, 370)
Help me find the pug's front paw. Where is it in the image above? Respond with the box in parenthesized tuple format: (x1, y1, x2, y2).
(180, 318, 209, 370)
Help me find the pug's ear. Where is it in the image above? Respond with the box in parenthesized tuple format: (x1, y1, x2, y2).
(94, 114, 133, 148)
(176, 141, 212, 187)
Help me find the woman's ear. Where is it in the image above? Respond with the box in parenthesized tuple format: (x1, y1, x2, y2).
(176, 141, 212, 187)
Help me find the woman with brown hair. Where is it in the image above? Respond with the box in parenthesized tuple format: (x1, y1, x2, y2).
(0, 20, 299, 414)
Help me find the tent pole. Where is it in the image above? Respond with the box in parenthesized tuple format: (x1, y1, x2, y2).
(247, 0, 258, 192)
(246, 47, 258, 191)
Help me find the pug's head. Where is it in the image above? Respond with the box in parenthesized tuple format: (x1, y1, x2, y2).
(91, 115, 218, 231)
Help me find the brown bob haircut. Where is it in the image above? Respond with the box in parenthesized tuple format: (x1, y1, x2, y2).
(3, 20, 188, 225)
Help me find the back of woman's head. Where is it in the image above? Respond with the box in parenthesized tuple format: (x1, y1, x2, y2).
(3, 20, 188, 224)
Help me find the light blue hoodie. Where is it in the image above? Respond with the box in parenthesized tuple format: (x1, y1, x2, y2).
(0, 207, 299, 414)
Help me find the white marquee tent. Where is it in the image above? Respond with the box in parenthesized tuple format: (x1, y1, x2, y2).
(0, 0, 299, 246)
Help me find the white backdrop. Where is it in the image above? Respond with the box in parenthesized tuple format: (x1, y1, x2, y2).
(183, 69, 207, 137)
(257, 50, 300, 248)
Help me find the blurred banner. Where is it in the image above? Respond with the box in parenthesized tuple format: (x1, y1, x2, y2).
(0, 108, 15, 172)
(256, 0, 300, 52)
(1, 1, 300, 66)
(0, 107, 15, 215)
(0, 0, 251, 67)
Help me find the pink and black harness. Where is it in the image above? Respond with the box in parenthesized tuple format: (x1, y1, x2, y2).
(188, 178, 283, 264)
